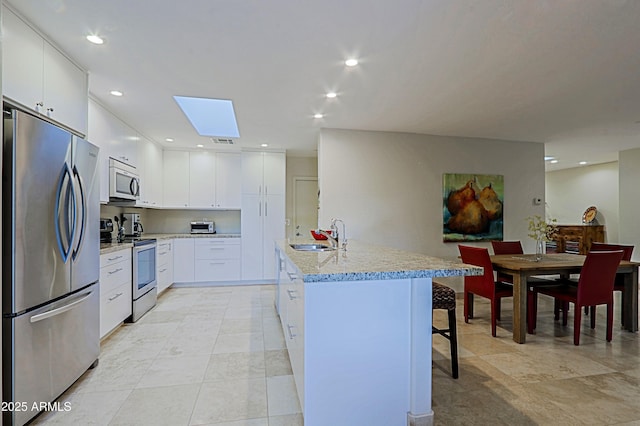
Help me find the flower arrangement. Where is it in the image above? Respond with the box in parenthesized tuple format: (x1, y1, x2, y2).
(526, 215, 558, 242)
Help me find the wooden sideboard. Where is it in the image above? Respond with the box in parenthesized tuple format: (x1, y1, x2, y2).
(548, 225, 604, 254)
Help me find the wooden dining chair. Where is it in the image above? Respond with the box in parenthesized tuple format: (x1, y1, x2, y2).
(527, 250, 624, 345)
(589, 242, 634, 325)
(458, 245, 513, 337)
(491, 241, 523, 284)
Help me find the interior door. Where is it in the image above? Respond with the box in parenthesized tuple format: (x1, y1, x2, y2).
(293, 177, 318, 238)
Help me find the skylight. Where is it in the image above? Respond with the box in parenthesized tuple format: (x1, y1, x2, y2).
(173, 96, 240, 138)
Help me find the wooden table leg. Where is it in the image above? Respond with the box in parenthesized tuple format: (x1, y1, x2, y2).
(623, 267, 639, 332)
(512, 273, 527, 343)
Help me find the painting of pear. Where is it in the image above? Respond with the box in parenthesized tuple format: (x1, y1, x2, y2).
(478, 183, 503, 221)
(443, 173, 504, 242)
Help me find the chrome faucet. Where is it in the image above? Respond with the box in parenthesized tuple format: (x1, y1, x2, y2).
(318, 218, 347, 251)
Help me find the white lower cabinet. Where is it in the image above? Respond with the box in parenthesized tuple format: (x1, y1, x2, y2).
(99, 248, 132, 338)
(194, 238, 241, 282)
(173, 238, 195, 283)
(172, 237, 242, 283)
(156, 239, 174, 293)
(277, 250, 305, 410)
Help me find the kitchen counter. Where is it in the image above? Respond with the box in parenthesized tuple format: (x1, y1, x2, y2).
(278, 239, 481, 282)
(275, 240, 481, 426)
(100, 233, 241, 254)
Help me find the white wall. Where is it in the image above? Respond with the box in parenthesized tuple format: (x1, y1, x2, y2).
(545, 161, 619, 242)
(318, 129, 546, 261)
(619, 148, 640, 256)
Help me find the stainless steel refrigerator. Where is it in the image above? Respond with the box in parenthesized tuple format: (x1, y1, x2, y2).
(2, 108, 100, 426)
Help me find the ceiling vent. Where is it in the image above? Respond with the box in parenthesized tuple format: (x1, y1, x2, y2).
(211, 137, 235, 145)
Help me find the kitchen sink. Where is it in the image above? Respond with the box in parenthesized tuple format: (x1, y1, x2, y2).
(289, 243, 335, 252)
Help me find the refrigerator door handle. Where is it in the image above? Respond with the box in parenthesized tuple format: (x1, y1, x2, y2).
(71, 166, 87, 260)
(55, 163, 74, 263)
(29, 291, 94, 323)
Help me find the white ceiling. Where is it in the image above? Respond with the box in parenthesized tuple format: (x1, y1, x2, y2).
(6, 0, 640, 170)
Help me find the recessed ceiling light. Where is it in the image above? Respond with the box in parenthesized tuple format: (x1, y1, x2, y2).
(345, 58, 358, 67)
(314, 113, 324, 119)
(261, 143, 268, 147)
(173, 96, 240, 138)
(165, 138, 174, 142)
(110, 90, 123, 97)
(326, 92, 337, 99)
(550, 160, 559, 164)
(579, 161, 587, 165)
(196, 144, 204, 148)
(86, 35, 104, 45)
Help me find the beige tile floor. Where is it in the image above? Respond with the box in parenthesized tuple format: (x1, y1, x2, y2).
(31, 285, 640, 425)
(32, 285, 303, 426)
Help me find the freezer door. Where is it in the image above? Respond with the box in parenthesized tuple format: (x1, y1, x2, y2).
(71, 136, 100, 290)
(2, 284, 99, 426)
(3, 110, 73, 313)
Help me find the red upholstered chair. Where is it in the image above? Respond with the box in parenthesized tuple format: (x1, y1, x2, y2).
(527, 250, 624, 345)
(491, 241, 524, 255)
(491, 241, 523, 284)
(589, 242, 634, 325)
(458, 245, 513, 337)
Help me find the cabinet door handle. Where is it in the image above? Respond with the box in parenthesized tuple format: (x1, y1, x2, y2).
(107, 255, 123, 261)
(287, 324, 297, 339)
(287, 289, 297, 300)
(265, 201, 268, 216)
(159, 268, 167, 273)
(286, 271, 298, 281)
(108, 267, 123, 275)
(209, 247, 225, 250)
(259, 201, 262, 217)
(209, 262, 225, 265)
(108, 292, 124, 301)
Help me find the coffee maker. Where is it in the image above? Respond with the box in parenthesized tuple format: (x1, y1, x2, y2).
(100, 218, 114, 243)
(121, 212, 144, 237)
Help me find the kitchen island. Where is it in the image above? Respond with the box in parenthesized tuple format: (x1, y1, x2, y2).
(275, 240, 482, 426)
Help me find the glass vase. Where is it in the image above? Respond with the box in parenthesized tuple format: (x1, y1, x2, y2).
(535, 239, 544, 261)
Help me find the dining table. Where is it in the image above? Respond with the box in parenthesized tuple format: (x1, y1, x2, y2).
(490, 253, 640, 344)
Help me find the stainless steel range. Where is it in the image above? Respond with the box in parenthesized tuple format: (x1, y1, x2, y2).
(128, 239, 157, 322)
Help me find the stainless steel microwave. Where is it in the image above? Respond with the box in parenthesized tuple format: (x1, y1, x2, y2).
(109, 158, 140, 201)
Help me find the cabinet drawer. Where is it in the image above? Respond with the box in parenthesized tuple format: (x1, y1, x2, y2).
(157, 241, 173, 265)
(100, 249, 131, 268)
(195, 243, 241, 260)
(194, 259, 241, 282)
(100, 259, 131, 293)
(158, 262, 174, 292)
(100, 282, 132, 338)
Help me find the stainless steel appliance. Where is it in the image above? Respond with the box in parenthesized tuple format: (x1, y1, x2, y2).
(129, 239, 157, 322)
(2, 108, 100, 426)
(109, 157, 140, 201)
(100, 217, 114, 243)
(121, 212, 144, 237)
(190, 220, 215, 234)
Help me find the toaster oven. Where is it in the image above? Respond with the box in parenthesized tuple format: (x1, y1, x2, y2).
(190, 221, 215, 234)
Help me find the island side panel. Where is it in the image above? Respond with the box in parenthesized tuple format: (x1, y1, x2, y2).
(304, 278, 413, 426)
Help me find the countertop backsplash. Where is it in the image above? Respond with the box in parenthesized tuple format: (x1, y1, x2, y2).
(99, 206, 241, 235)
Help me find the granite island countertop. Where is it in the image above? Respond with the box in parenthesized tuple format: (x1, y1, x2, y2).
(277, 239, 483, 282)
(100, 233, 241, 254)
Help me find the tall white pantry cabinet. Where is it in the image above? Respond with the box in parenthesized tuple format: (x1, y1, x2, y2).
(241, 151, 286, 281)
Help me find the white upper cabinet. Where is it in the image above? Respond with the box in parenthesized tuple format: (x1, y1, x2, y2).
(242, 151, 286, 195)
(3, 7, 88, 134)
(163, 151, 190, 208)
(189, 151, 217, 208)
(88, 99, 139, 203)
(136, 135, 163, 208)
(215, 153, 242, 209)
